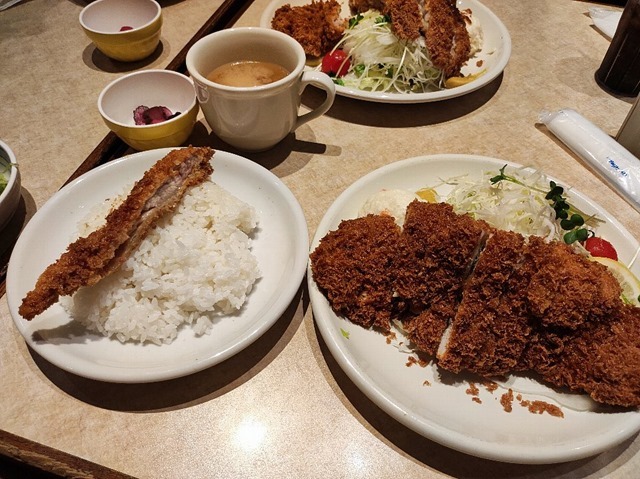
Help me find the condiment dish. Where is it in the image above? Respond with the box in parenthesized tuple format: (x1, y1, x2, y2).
(98, 70, 199, 151)
(0, 140, 21, 231)
(79, 0, 162, 62)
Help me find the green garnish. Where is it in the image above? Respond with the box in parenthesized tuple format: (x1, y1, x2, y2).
(340, 328, 350, 339)
(349, 14, 364, 28)
(332, 78, 345, 86)
(0, 161, 12, 195)
(490, 165, 596, 245)
(354, 64, 365, 76)
(375, 14, 390, 24)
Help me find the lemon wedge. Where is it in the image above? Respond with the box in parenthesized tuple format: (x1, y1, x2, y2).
(444, 70, 487, 89)
(416, 187, 438, 203)
(591, 256, 640, 306)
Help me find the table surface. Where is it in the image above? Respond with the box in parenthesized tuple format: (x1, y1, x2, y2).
(2, 0, 640, 477)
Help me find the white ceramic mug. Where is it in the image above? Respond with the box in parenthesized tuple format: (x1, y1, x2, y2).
(186, 27, 336, 151)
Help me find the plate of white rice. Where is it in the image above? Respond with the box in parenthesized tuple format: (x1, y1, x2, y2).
(6, 148, 309, 383)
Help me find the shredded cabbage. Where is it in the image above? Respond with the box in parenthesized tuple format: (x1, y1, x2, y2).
(331, 10, 444, 93)
(445, 166, 602, 245)
(0, 161, 10, 195)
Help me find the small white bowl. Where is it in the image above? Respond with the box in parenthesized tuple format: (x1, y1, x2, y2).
(98, 70, 200, 151)
(0, 140, 21, 231)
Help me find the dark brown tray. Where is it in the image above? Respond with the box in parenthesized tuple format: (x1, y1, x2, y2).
(0, 0, 253, 299)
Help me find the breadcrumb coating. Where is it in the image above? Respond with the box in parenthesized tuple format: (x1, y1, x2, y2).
(310, 214, 401, 330)
(272, 0, 346, 57)
(310, 199, 640, 407)
(437, 230, 532, 376)
(422, 0, 472, 77)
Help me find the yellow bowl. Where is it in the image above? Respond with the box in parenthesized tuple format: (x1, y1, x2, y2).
(98, 70, 200, 151)
(79, 0, 162, 62)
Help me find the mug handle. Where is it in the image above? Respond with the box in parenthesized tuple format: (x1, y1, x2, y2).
(294, 71, 336, 131)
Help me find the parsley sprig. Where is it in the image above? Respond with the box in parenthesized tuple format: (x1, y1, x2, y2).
(490, 165, 596, 244)
(348, 14, 364, 28)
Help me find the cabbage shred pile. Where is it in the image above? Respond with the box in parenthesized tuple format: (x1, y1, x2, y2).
(331, 11, 444, 93)
(0, 162, 10, 195)
(445, 166, 601, 245)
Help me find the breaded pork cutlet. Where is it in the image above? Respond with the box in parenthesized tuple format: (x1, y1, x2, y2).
(272, 0, 345, 57)
(422, 0, 472, 77)
(382, 0, 424, 41)
(348, 0, 385, 14)
(19, 147, 214, 320)
(395, 201, 492, 355)
(585, 305, 640, 406)
(527, 305, 640, 407)
(437, 230, 533, 376)
(437, 230, 637, 406)
(310, 214, 401, 330)
(518, 236, 626, 399)
(523, 236, 622, 333)
(310, 198, 640, 406)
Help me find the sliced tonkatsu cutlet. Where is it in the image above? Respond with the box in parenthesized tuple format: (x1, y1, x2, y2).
(518, 236, 623, 376)
(395, 201, 492, 355)
(526, 304, 640, 407)
(437, 229, 533, 376)
(310, 214, 401, 330)
(585, 305, 640, 407)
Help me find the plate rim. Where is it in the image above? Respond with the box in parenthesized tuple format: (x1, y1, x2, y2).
(260, 0, 512, 104)
(308, 153, 640, 464)
(6, 148, 309, 383)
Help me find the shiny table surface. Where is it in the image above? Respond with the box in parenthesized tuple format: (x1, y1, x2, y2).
(1, 0, 640, 477)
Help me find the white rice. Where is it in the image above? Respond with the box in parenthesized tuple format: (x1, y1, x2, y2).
(60, 181, 260, 345)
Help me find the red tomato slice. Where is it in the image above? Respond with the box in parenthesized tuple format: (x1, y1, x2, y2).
(584, 236, 618, 261)
(321, 50, 350, 77)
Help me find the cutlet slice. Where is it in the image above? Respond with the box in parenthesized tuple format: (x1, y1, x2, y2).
(519, 236, 623, 373)
(524, 236, 622, 331)
(19, 147, 215, 320)
(310, 214, 401, 330)
(395, 201, 492, 355)
(528, 304, 640, 407)
(422, 0, 472, 77)
(383, 0, 424, 41)
(518, 236, 629, 404)
(437, 230, 533, 376)
(588, 305, 640, 406)
(272, 0, 346, 58)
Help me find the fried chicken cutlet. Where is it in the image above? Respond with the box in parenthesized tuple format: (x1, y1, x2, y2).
(272, 0, 346, 57)
(19, 147, 214, 320)
(310, 214, 401, 330)
(395, 201, 492, 355)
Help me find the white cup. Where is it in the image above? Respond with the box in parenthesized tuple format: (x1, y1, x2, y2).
(186, 27, 336, 152)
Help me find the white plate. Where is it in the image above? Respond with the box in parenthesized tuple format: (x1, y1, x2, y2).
(260, 0, 511, 103)
(308, 154, 640, 464)
(6, 149, 309, 383)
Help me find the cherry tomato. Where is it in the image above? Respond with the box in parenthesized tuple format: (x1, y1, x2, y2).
(584, 236, 618, 261)
(321, 50, 350, 77)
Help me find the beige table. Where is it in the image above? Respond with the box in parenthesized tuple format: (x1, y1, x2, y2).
(2, 0, 640, 477)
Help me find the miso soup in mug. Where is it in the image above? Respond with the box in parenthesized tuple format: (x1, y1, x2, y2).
(207, 61, 290, 87)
